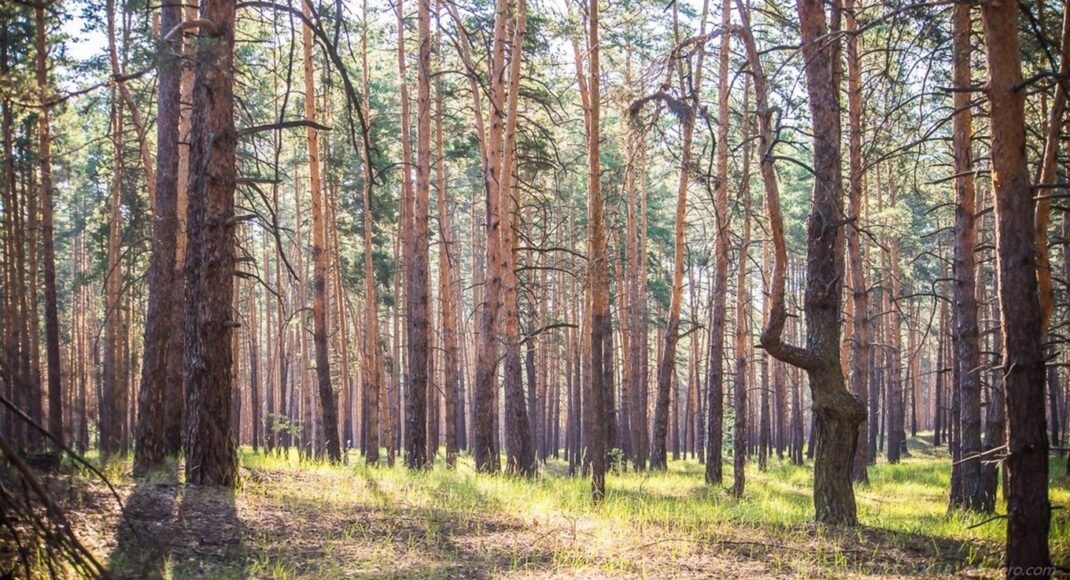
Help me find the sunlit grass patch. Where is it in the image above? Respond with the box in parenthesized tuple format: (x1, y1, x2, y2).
(68, 437, 1070, 578)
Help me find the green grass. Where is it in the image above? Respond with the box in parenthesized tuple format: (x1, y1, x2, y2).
(79, 435, 1070, 578)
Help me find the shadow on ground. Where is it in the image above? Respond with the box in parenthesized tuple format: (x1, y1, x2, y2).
(108, 466, 243, 578)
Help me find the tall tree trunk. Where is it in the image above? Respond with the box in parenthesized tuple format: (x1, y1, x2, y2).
(33, 0, 62, 451)
(580, 0, 608, 498)
(980, 0, 1052, 571)
(165, 0, 197, 457)
(758, 0, 865, 525)
(704, 0, 731, 485)
(886, 175, 904, 464)
(301, 0, 341, 463)
(437, 56, 460, 468)
(134, 0, 182, 475)
(103, 80, 125, 457)
(651, 0, 709, 470)
(947, 0, 988, 512)
(731, 116, 752, 496)
(360, 0, 382, 466)
(183, 0, 238, 486)
(844, 0, 869, 483)
(403, 0, 431, 470)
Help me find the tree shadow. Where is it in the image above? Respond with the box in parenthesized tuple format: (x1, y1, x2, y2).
(108, 464, 181, 577)
(108, 464, 244, 577)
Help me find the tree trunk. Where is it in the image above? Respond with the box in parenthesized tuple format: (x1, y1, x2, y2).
(300, 0, 341, 463)
(757, 0, 865, 525)
(33, 0, 62, 451)
(652, 0, 709, 471)
(703, 0, 731, 485)
(436, 56, 461, 468)
(582, 0, 608, 498)
(980, 0, 1053, 570)
(844, 0, 869, 483)
(947, 0, 988, 512)
(731, 122, 751, 497)
(183, 0, 238, 486)
(359, 0, 383, 466)
(134, 0, 182, 475)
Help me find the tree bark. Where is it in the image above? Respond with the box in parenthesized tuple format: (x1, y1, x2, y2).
(134, 0, 183, 475)
(844, 0, 869, 483)
(704, 0, 730, 485)
(757, 0, 865, 525)
(947, 0, 988, 512)
(583, 0, 608, 499)
(300, 0, 341, 463)
(979, 0, 1052, 571)
(183, 0, 238, 486)
(652, 0, 709, 471)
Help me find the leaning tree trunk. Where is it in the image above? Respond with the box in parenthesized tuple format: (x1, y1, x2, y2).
(980, 0, 1052, 572)
(183, 0, 238, 487)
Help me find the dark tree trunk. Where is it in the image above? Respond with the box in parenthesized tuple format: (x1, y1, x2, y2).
(948, 0, 988, 512)
(761, 0, 865, 525)
(33, 0, 63, 451)
(980, 0, 1052, 571)
(133, 0, 181, 475)
(183, 0, 239, 487)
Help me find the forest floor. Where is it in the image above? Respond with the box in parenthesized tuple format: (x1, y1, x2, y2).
(49, 435, 1069, 578)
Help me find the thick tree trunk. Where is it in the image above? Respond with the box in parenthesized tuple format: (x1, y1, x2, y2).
(980, 0, 1052, 571)
(134, 0, 182, 475)
(757, 0, 865, 525)
(183, 0, 238, 486)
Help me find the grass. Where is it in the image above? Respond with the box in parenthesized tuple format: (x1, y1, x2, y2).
(54, 434, 1070, 578)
